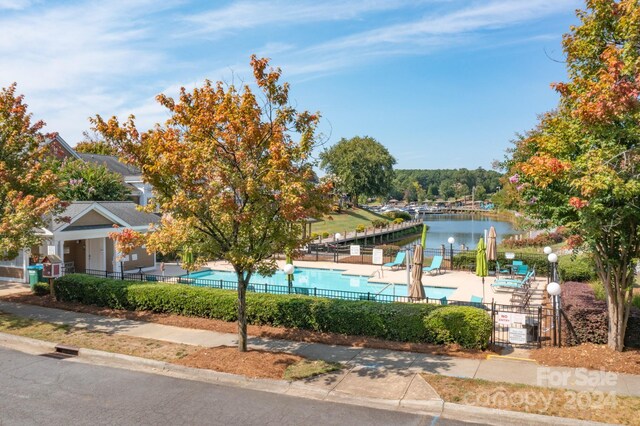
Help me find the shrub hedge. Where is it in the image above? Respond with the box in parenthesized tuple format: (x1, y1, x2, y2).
(424, 306, 492, 349)
(53, 274, 492, 348)
(558, 255, 596, 282)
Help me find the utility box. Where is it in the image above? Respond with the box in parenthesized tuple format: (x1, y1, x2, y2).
(42, 255, 63, 278)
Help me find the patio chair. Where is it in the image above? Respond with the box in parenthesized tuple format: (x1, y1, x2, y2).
(423, 255, 443, 275)
(514, 264, 529, 276)
(495, 261, 511, 278)
(470, 295, 483, 304)
(294, 287, 310, 296)
(439, 296, 448, 305)
(383, 251, 406, 270)
(491, 270, 533, 292)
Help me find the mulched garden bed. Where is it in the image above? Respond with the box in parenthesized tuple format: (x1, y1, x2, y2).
(531, 343, 640, 375)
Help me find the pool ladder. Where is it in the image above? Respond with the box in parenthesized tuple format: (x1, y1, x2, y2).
(376, 282, 396, 296)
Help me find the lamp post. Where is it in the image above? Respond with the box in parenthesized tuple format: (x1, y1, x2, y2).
(547, 252, 558, 283)
(543, 246, 552, 283)
(547, 281, 562, 346)
(448, 236, 455, 271)
(283, 263, 295, 293)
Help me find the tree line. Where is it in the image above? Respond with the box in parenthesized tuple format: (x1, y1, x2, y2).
(390, 168, 502, 203)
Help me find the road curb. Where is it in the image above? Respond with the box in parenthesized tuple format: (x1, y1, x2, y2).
(0, 332, 57, 354)
(442, 402, 609, 426)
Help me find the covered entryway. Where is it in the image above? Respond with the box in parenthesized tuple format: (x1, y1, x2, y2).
(86, 238, 106, 271)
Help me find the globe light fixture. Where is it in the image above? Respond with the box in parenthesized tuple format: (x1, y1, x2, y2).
(283, 263, 295, 275)
(547, 253, 558, 263)
(547, 281, 561, 296)
(334, 233, 342, 241)
(447, 236, 455, 271)
(543, 246, 553, 255)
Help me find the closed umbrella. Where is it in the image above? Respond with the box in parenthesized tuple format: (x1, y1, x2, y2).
(409, 244, 426, 300)
(475, 238, 488, 302)
(487, 226, 497, 261)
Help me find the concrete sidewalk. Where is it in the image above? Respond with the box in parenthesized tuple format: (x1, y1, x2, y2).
(0, 300, 638, 402)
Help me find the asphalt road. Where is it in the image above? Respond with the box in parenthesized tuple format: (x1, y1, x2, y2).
(0, 347, 480, 426)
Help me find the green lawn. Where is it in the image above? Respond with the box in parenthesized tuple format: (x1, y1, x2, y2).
(310, 207, 392, 235)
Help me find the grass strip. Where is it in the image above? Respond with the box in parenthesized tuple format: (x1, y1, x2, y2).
(422, 373, 640, 425)
(0, 311, 337, 381)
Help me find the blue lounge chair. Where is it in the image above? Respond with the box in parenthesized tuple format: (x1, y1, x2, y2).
(491, 270, 534, 292)
(423, 255, 443, 275)
(470, 295, 483, 304)
(294, 287, 310, 296)
(383, 251, 406, 270)
(470, 295, 484, 308)
(439, 296, 448, 305)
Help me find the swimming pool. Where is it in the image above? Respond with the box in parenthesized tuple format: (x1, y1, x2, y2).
(185, 267, 456, 300)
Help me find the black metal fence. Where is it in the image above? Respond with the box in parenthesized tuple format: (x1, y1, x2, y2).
(490, 302, 560, 348)
(75, 267, 486, 306)
(68, 268, 569, 348)
(291, 243, 550, 275)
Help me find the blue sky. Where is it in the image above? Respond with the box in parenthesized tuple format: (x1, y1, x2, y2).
(0, 0, 580, 169)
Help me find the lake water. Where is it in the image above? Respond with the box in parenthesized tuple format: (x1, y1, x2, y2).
(405, 214, 520, 250)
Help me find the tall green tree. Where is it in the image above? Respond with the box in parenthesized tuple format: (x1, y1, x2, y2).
(56, 159, 130, 201)
(319, 136, 395, 205)
(504, 0, 640, 351)
(92, 56, 331, 352)
(74, 131, 118, 156)
(0, 84, 62, 259)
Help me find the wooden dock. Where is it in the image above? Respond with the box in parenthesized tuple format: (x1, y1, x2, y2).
(313, 219, 422, 246)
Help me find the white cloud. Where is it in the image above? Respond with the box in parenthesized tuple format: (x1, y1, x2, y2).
(181, 0, 420, 36)
(0, 0, 32, 10)
(274, 0, 577, 76)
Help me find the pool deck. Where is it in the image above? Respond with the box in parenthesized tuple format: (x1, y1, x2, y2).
(150, 260, 546, 306)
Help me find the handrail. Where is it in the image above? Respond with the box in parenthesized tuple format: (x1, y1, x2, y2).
(369, 269, 381, 279)
(376, 282, 395, 296)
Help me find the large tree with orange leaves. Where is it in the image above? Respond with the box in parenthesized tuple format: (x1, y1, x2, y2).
(504, 0, 640, 351)
(0, 84, 62, 260)
(92, 56, 331, 351)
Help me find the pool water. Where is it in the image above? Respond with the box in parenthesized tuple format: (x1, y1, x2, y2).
(186, 267, 456, 299)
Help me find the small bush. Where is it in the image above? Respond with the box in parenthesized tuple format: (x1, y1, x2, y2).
(383, 211, 412, 221)
(321, 232, 330, 238)
(558, 255, 596, 282)
(392, 218, 404, 224)
(423, 306, 492, 349)
(310, 232, 319, 239)
(590, 280, 606, 301)
(32, 282, 50, 296)
(371, 219, 387, 228)
(501, 232, 564, 249)
(355, 224, 365, 233)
